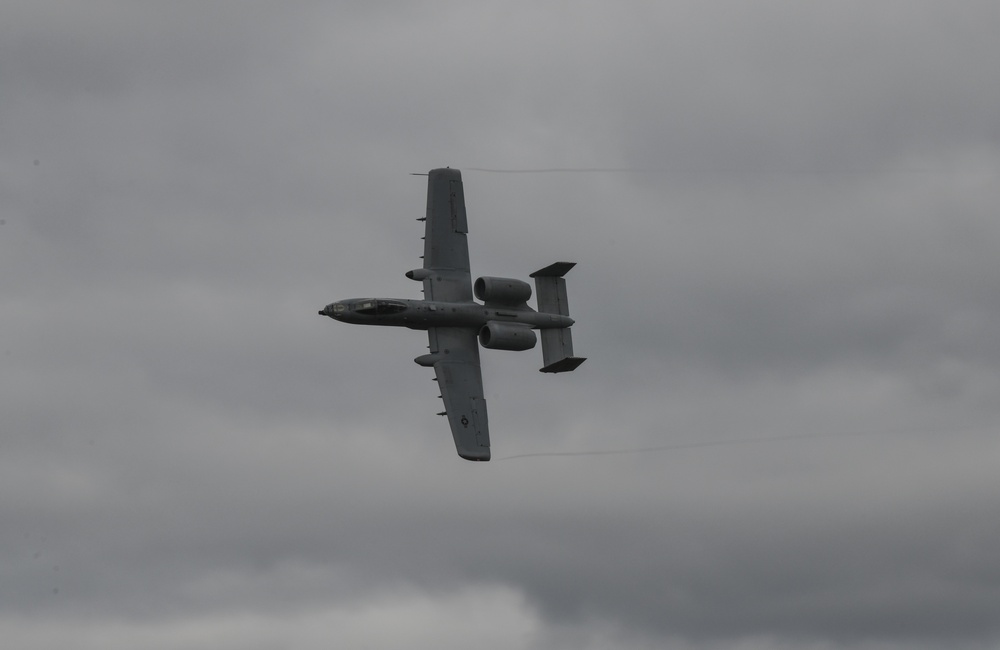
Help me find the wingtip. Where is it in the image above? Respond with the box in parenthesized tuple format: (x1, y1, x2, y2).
(429, 167, 462, 180)
(458, 449, 491, 462)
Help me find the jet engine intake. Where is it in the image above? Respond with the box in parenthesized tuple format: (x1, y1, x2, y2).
(474, 276, 532, 306)
(479, 321, 537, 351)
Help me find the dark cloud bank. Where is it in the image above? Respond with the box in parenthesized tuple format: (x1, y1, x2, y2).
(2, 2, 999, 649)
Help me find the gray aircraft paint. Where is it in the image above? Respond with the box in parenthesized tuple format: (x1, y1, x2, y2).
(319, 168, 585, 461)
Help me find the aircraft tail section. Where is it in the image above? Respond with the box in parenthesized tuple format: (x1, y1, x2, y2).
(530, 262, 586, 373)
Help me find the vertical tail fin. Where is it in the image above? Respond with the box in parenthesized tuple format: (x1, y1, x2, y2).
(530, 262, 586, 373)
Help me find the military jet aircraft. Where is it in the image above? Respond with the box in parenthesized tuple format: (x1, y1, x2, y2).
(319, 168, 585, 461)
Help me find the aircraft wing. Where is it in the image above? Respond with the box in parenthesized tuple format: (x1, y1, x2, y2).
(428, 326, 491, 461)
(420, 168, 473, 302)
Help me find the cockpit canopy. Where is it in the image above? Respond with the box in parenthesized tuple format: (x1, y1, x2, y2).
(354, 299, 377, 314)
(353, 299, 407, 315)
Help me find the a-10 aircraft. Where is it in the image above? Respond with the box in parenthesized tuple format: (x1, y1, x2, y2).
(319, 168, 585, 461)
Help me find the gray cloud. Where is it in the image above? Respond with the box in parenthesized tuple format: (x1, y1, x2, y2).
(3, 2, 1000, 649)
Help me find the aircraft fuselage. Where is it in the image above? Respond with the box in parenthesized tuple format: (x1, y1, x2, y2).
(319, 298, 574, 331)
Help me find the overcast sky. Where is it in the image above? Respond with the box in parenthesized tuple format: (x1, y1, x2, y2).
(3, 2, 1000, 649)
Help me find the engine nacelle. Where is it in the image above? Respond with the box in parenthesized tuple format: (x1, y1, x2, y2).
(479, 321, 537, 351)
(474, 276, 532, 306)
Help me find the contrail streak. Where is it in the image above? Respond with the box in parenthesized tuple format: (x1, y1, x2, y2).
(460, 166, 945, 176)
(493, 424, 990, 461)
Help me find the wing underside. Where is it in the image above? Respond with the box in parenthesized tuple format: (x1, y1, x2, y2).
(428, 326, 490, 461)
(420, 170, 489, 460)
(421, 168, 473, 302)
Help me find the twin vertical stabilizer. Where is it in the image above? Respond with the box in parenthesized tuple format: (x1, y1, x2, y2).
(530, 262, 586, 373)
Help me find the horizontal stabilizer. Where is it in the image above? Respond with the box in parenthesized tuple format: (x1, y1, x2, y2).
(532, 262, 575, 318)
(532, 263, 585, 373)
(538, 327, 585, 373)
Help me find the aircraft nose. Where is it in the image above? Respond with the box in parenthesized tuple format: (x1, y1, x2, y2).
(319, 302, 343, 318)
